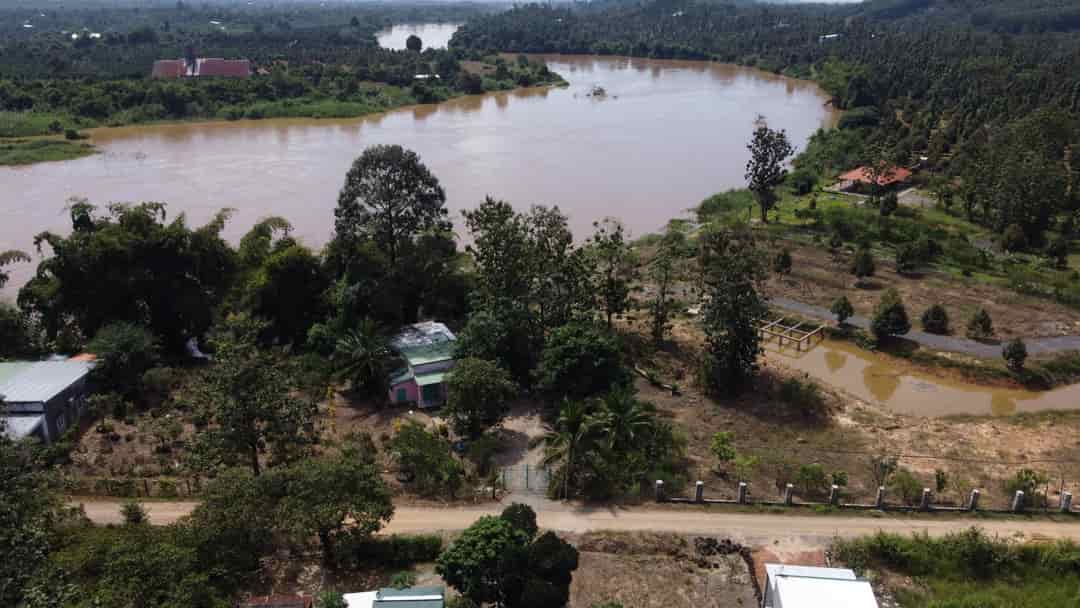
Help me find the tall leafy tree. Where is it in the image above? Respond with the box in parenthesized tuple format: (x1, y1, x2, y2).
(698, 225, 767, 396)
(535, 321, 625, 402)
(587, 218, 637, 327)
(0, 249, 30, 290)
(334, 145, 448, 272)
(745, 119, 794, 223)
(19, 201, 237, 351)
(444, 358, 517, 439)
(270, 454, 394, 563)
(647, 228, 686, 346)
(185, 316, 318, 476)
(0, 427, 61, 606)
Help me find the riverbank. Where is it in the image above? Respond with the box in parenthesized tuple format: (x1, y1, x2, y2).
(0, 59, 567, 167)
(0, 136, 96, 166)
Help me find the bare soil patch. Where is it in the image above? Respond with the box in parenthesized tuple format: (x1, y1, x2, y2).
(764, 240, 1080, 340)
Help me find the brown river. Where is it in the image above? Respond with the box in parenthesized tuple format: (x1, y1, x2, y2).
(0, 53, 836, 294)
(4, 24, 1076, 415)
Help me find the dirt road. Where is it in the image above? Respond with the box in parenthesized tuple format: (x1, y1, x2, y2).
(72, 499, 1080, 544)
(772, 296, 1080, 357)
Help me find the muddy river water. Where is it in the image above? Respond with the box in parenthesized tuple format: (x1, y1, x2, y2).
(0, 53, 836, 293)
(772, 339, 1080, 417)
(4, 26, 1075, 415)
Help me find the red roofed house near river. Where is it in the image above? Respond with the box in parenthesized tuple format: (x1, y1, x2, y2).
(836, 164, 912, 194)
(152, 57, 251, 78)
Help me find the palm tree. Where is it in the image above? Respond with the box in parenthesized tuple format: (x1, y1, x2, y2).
(334, 319, 391, 399)
(541, 399, 597, 500)
(594, 390, 656, 453)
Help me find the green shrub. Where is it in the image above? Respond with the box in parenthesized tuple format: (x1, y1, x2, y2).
(344, 534, 443, 567)
(966, 308, 994, 340)
(921, 304, 950, 334)
(1002, 338, 1028, 374)
(121, 500, 147, 525)
(776, 378, 827, 417)
(871, 288, 911, 341)
(888, 469, 924, 505)
(390, 571, 417, 589)
(796, 463, 829, 497)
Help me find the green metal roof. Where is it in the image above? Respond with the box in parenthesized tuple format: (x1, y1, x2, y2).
(414, 371, 447, 386)
(399, 342, 455, 367)
(389, 368, 414, 386)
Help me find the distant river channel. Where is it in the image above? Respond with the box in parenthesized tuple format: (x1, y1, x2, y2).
(0, 25, 837, 296)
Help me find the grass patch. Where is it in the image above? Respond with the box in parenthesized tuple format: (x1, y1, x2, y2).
(835, 528, 1080, 608)
(0, 138, 97, 166)
(0, 111, 89, 138)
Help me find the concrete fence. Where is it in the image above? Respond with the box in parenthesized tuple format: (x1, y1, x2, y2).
(658, 479, 1077, 516)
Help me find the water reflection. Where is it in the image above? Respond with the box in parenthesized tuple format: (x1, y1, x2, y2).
(375, 23, 462, 50)
(781, 339, 1080, 417)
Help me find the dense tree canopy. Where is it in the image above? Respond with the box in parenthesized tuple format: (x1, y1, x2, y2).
(19, 201, 236, 351)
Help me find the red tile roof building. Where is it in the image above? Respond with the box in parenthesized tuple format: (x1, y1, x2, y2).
(838, 165, 913, 187)
(151, 58, 251, 79)
(151, 59, 187, 79)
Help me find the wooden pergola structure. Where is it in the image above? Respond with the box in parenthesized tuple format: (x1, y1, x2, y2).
(758, 316, 826, 352)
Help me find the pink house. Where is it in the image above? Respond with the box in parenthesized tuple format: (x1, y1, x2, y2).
(387, 322, 456, 408)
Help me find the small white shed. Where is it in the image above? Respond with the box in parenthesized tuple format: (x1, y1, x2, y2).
(762, 564, 878, 608)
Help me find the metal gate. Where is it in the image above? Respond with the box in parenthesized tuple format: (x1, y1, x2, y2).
(500, 464, 551, 495)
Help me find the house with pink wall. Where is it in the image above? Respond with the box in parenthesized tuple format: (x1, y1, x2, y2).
(387, 322, 456, 408)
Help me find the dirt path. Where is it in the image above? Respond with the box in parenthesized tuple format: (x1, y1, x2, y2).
(771, 296, 1080, 357)
(72, 499, 1080, 543)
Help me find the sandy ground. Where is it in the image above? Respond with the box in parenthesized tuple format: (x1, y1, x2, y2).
(72, 499, 1080, 544)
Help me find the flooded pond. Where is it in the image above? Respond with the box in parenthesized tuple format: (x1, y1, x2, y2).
(773, 338, 1080, 417)
(375, 22, 462, 50)
(0, 54, 836, 295)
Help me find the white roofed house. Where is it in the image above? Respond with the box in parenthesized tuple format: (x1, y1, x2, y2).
(0, 359, 95, 444)
(762, 564, 879, 608)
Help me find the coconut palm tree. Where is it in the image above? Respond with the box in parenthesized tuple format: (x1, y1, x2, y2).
(541, 399, 598, 500)
(334, 319, 391, 399)
(593, 389, 656, 453)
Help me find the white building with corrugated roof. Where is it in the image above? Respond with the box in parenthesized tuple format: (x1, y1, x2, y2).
(0, 359, 94, 443)
(762, 564, 879, 608)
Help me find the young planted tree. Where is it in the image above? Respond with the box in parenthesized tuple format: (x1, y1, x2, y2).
(587, 218, 638, 327)
(745, 118, 794, 223)
(830, 296, 855, 326)
(772, 249, 793, 276)
(966, 308, 994, 340)
(647, 229, 685, 346)
(444, 358, 517, 439)
(698, 226, 767, 396)
(1003, 338, 1028, 374)
(710, 431, 737, 474)
(921, 304, 950, 335)
(870, 288, 911, 342)
(851, 245, 876, 286)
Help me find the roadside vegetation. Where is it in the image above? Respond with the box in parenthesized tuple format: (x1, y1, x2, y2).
(836, 528, 1080, 607)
